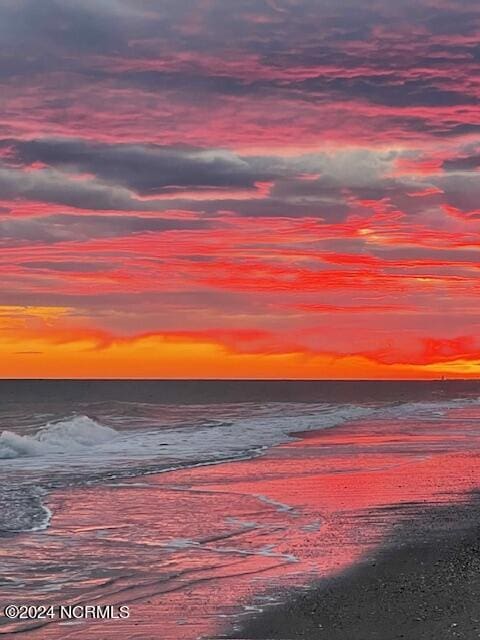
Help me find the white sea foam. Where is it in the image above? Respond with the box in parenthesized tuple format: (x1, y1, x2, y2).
(0, 416, 117, 459)
(2, 398, 478, 469)
(0, 404, 374, 467)
(29, 500, 52, 532)
(0, 396, 478, 534)
(254, 495, 298, 514)
(0, 486, 53, 533)
(386, 397, 480, 418)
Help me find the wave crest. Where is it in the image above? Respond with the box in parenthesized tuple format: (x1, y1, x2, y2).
(0, 416, 117, 459)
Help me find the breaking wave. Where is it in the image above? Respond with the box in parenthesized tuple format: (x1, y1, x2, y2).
(0, 416, 117, 459)
(0, 395, 479, 533)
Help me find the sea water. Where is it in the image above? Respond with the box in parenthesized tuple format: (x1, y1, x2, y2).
(0, 380, 479, 638)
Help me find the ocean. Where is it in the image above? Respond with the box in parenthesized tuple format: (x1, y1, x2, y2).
(1, 380, 480, 638)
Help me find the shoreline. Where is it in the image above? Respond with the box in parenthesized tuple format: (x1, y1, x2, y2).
(228, 494, 480, 639)
(3, 395, 480, 639)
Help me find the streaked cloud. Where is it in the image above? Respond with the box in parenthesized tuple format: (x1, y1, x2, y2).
(0, 0, 479, 377)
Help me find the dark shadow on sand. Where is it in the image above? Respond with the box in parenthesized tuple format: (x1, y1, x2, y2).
(228, 492, 480, 639)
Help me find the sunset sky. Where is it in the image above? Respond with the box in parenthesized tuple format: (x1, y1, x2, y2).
(1, 0, 479, 379)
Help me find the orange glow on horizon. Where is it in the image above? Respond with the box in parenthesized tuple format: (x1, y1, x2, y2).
(2, 323, 479, 380)
(2, 0, 480, 379)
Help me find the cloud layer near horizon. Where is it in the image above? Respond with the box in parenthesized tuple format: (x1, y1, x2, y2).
(1, 0, 479, 378)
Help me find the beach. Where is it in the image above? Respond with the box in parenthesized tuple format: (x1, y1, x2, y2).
(4, 0, 480, 636)
(231, 495, 480, 640)
(0, 381, 480, 639)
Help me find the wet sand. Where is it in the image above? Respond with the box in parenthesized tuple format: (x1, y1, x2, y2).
(3, 404, 480, 639)
(230, 496, 480, 640)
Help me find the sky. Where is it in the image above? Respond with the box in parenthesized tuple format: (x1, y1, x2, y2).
(0, 0, 479, 379)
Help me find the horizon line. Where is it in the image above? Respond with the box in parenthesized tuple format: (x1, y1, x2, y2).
(0, 378, 479, 383)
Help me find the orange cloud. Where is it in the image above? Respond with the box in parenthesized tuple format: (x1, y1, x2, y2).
(1, 324, 479, 380)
